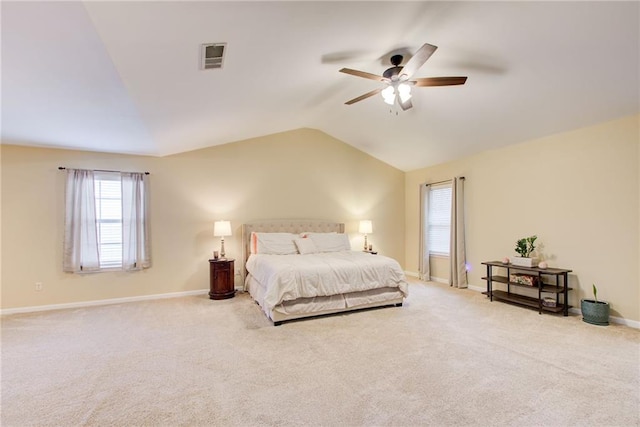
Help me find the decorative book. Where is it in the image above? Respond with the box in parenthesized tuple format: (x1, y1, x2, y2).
(509, 273, 538, 287)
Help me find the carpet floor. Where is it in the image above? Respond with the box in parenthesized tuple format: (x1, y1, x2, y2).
(1, 280, 639, 426)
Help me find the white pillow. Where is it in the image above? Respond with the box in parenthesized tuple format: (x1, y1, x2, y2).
(294, 238, 318, 255)
(300, 231, 337, 237)
(306, 233, 351, 252)
(250, 232, 298, 255)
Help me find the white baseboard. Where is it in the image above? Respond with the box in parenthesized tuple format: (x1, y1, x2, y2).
(467, 287, 637, 329)
(403, 271, 449, 285)
(5, 285, 638, 330)
(568, 307, 639, 329)
(1, 289, 209, 316)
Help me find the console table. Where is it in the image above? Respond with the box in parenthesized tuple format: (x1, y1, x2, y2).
(481, 261, 572, 316)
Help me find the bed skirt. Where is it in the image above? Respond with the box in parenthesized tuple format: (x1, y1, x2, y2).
(246, 274, 404, 325)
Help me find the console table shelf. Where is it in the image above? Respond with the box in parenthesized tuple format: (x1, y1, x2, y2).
(480, 275, 573, 294)
(487, 290, 567, 313)
(481, 261, 573, 316)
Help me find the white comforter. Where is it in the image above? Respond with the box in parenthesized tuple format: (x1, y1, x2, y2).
(246, 251, 409, 311)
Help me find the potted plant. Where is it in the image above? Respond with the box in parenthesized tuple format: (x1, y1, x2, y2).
(510, 235, 538, 267)
(581, 284, 610, 326)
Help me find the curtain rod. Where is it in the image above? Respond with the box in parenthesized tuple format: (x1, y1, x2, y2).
(424, 176, 465, 187)
(58, 167, 150, 175)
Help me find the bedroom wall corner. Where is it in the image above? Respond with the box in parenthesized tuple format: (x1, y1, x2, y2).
(404, 114, 640, 323)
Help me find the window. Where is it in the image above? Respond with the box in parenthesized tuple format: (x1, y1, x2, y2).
(94, 173, 123, 269)
(63, 168, 150, 273)
(428, 184, 452, 255)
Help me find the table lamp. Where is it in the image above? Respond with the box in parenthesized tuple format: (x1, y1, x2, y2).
(359, 220, 373, 251)
(214, 220, 232, 258)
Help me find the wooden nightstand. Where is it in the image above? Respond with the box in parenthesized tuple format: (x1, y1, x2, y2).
(209, 259, 235, 300)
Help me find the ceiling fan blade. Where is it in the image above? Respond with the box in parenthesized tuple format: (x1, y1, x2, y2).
(399, 97, 413, 111)
(399, 43, 437, 80)
(345, 88, 383, 105)
(339, 68, 387, 82)
(412, 76, 468, 87)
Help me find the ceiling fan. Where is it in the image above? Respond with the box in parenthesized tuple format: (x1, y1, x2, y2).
(339, 43, 467, 111)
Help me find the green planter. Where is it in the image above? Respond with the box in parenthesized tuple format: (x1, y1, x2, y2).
(581, 299, 610, 326)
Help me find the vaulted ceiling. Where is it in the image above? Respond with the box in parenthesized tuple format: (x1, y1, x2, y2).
(2, 1, 638, 171)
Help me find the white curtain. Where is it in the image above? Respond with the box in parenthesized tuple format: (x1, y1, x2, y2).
(449, 177, 468, 288)
(419, 184, 430, 281)
(63, 169, 100, 272)
(63, 169, 151, 273)
(122, 172, 151, 270)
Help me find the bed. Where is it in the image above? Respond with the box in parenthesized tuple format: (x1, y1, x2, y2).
(242, 220, 408, 325)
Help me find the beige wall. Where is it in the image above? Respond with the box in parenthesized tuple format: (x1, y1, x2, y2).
(405, 114, 640, 322)
(1, 128, 405, 309)
(5, 115, 639, 322)
(428, 255, 449, 283)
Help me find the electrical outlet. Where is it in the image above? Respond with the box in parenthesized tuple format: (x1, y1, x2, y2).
(35, 282, 43, 291)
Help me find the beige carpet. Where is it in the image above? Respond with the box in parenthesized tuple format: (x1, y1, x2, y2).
(2, 280, 639, 426)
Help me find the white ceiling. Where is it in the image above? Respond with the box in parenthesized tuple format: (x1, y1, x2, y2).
(2, 1, 638, 171)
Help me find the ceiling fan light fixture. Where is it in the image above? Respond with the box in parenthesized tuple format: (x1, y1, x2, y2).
(340, 42, 466, 110)
(381, 85, 395, 105)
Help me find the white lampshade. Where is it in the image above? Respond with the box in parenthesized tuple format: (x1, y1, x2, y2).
(398, 83, 412, 103)
(214, 220, 232, 237)
(359, 220, 373, 234)
(381, 86, 395, 105)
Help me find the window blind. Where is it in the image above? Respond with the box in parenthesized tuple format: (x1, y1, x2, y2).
(428, 184, 452, 255)
(94, 173, 122, 268)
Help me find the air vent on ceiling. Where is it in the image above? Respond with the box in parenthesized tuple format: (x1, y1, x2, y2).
(201, 43, 226, 70)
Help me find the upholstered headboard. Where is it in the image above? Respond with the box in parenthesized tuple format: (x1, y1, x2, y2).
(241, 219, 345, 274)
